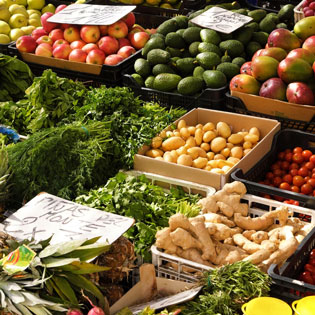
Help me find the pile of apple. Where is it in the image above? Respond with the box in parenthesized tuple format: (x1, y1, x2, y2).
(0, 0, 56, 44)
(230, 27, 315, 106)
(300, 0, 315, 17)
(15, 7, 152, 65)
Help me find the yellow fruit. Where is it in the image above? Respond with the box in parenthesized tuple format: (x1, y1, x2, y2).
(41, 3, 55, 13)
(146, 0, 161, 5)
(0, 6, 10, 22)
(27, 0, 45, 10)
(28, 17, 41, 26)
(0, 20, 10, 34)
(160, 3, 172, 8)
(0, 33, 10, 43)
(163, 0, 178, 4)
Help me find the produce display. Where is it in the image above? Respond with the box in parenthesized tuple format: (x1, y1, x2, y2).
(298, 248, 315, 286)
(143, 118, 261, 174)
(299, 0, 315, 17)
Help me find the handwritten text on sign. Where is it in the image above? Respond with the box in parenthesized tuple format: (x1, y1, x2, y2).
(47, 4, 136, 26)
(191, 7, 253, 34)
(3, 193, 134, 244)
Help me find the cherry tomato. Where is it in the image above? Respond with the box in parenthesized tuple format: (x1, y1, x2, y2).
(302, 150, 313, 161)
(290, 169, 299, 177)
(310, 249, 315, 259)
(283, 174, 293, 184)
(285, 148, 292, 154)
(273, 169, 283, 177)
(289, 162, 299, 170)
(293, 147, 303, 154)
(301, 271, 314, 284)
(264, 179, 271, 185)
(293, 175, 305, 187)
(285, 152, 293, 162)
(292, 200, 300, 206)
(310, 155, 315, 164)
(304, 264, 315, 274)
(305, 161, 315, 170)
(304, 176, 311, 182)
(293, 153, 304, 164)
(283, 200, 292, 204)
(301, 183, 313, 195)
(312, 173, 315, 179)
(271, 163, 280, 171)
(298, 167, 309, 177)
(279, 182, 291, 190)
(274, 195, 285, 202)
(308, 259, 315, 266)
(262, 194, 271, 199)
(291, 185, 300, 193)
(273, 176, 282, 187)
(277, 151, 285, 160)
(266, 172, 274, 180)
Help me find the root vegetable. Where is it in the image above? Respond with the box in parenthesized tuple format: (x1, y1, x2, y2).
(170, 228, 202, 250)
(162, 137, 185, 151)
(176, 248, 214, 267)
(251, 231, 269, 244)
(206, 222, 242, 241)
(217, 122, 231, 138)
(155, 228, 178, 254)
(243, 248, 272, 265)
(203, 213, 235, 227)
(169, 213, 191, 231)
(233, 234, 261, 254)
(177, 119, 186, 129)
(197, 196, 218, 214)
(177, 154, 193, 166)
(260, 240, 278, 252)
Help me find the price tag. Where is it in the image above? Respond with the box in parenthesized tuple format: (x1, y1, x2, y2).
(3, 193, 134, 245)
(47, 4, 136, 25)
(191, 7, 253, 34)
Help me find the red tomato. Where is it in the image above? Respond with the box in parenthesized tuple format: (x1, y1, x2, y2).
(301, 271, 314, 284)
(285, 152, 293, 162)
(293, 176, 305, 187)
(293, 147, 303, 154)
(279, 182, 291, 190)
(291, 185, 300, 193)
(304, 176, 311, 182)
(273, 176, 282, 187)
(271, 163, 280, 171)
(305, 264, 315, 274)
(289, 162, 299, 170)
(262, 194, 271, 199)
(274, 195, 285, 202)
(308, 259, 315, 266)
(310, 154, 315, 164)
(305, 161, 315, 170)
(290, 169, 299, 177)
(292, 200, 300, 206)
(278, 151, 285, 160)
(281, 161, 290, 170)
(310, 249, 315, 259)
(301, 183, 313, 195)
(273, 169, 283, 177)
(266, 172, 274, 180)
(312, 173, 315, 179)
(293, 153, 304, 164)
(298, 167, 309, 177)
(264, 179, 271, 185)
(302, 150, 313, 161)
(283, 200, 292, 204)
(283, 174, 293, 184)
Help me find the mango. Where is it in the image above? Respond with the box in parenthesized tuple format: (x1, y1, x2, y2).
(268, 28, 301, 52)
(294, 16, 315, 41)
(230, 74, 261, 95)
(251, 56, 279, 81)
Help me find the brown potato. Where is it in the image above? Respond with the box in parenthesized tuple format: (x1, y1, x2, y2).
(228, 133, 243, 145)
(177, 154, 193, 166)
(176, 145, 188, 156)
(180, 127, 190, 140)
(145, 149, 164, 158)
(195, 128, 204, 146)
(192, 157, 208, 169)
(220, 147, 231, 158)
(163, 152, 175, 163)
(217, 122, 231, 138)
(177, 119, 187, 129)
(207, 151, 215, 160)
(211, 137, 226, 153)
(162, 137, 185, 151)
(200, 142, 210, 152)
(214, 154, 226, 160)
(244, 134, 259, 144)
(187, 147, 207, 160)
(203, 122, 215, 132)
(186, 136, 196, 148)
(187, 126, 196, 135)
(230, 146, 243, 159)
(203, 130, 216, 143)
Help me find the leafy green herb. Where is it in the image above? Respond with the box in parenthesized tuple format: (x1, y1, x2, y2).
(176, 201, 201, 218)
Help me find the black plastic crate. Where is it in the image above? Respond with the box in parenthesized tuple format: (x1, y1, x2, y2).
(122, 64, 228, 110)
(245, 0, 300, 12)
(226, 93, 315, 134)
(231, 129, 315, 209)
(268, 226, 315, 302)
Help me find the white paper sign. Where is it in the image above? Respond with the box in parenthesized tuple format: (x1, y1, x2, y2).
(129, 286, 202, 314)
(191, 7, 253, 34)
(3, 193, 134, 245)
(47, 4, 136, 26)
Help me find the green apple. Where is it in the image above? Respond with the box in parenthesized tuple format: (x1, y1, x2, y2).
(28, 12, 39, 20)
(28, 17, 40, 27)
(41, 3, 55, 14)
(0, 6, 10, 21)
(16, 0, 27, 5)
(27, 8, 40, 16)
(8, 4, 20, 13)
(6, 0, 20, 6)
(27, 0, 44, 10)
(9, 13, 27, 28)
(10, 27, 24, 40)
(0, 33, 10, 43)
(9, 4, 28, 17)
(0, 20, 10, 34)
(0, 0, 8, 8)
(21, 24, 34, 34)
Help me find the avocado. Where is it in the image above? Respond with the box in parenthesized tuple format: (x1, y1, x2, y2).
(267, 13, 279, 23)
(233, 25, 254, 45)
(232, 8, 248, 16)
(198, 42, 221, 56)
(171, 56, 180, 63)
(232, 57, 246, 68)
(219, 32, 233, 41)
(216, 62, 240, 80)
(131, 73, 144, 87)
(173, 15, 189, 29)
(152, 64, 175, 76)
(196, 52, 221, 70)
(189, 41, 201, 57)
(165, 32, 186, 49)
(219, 40, 244, 58)
(200, 29, 221, 45)
(176, 57, 196, 76)
(276, 23, 288, 29)
(246, 41, 262, 58)
(150, 33, 165, 41)
(193, 66, 205, 80)
(166, 46, 183, 57)
(203, 70, 227, 88)
(134, 58, 151, 78)
(182, 50, 192, 58)
(157, 19, 179, 36)
(188, 9, 204, 20)
(221, 54, 231, 63)
(259, 16, 277, 33)
(247, 9, 267, 23)
(246, 21, 259, 32)
(176, 29, 186, 37)
(147, 49, 171, 65)
(177, 76, 203, 95)
(278, 4, 294, 22)
(182, 27, 202, 44)
(153, 73, 182, 92)
(142, 37, 165, 58)
(145, 76, 155, 89)
(252, 31, 268, 46)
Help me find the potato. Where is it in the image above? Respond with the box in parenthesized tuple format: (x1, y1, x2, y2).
(146, 149, 163, 158)
(177, 119, 187, 129)
(231, 146, 243, 159)
(220, 147, 230, 158)
(210, 168, 225, 174)
(244, 148, 252, 156)
(180, 127, 190, 140)
(151, 136, 163, 149)
(228, 133, 243, 145)
(217, 160, 234, 168)
(192, 157, 208, 169)
(170, 150, 179, 162)
(155, 156, 164, 161)
(227, 157, 241, 165)
(166, 131, 174, 137)
(238, 131, 248, 137)
(217, 122, 231, 138)
(222, 165, 231, 173)
(187, 147, 207, 160)
(162, 137, 185, 151)
(196, 123, 203, 129)
(211, 137, 226, 153)
(200, 142, 210, 152)
(204, 165, 212, 171)
(177, 154, 193, 166)
(186, 136, 196, 148)
(244, 134, 259, 144)
(163, 152, 175, 163)
(187, 126, 196, 135)
(243, 141, 252, 149)
(203, 130, 216, 143)
(195, 128, 204, 146)
(226, 143, 234, 149)
(207, 151, 215, 160)
(159, 130, 167, 138)
(176, 145, 188, 156)
(214, 154, 226, 160)
(249, 127, 260, 140)
(208, 160, 220, 168)
(203, 122, 215, 132)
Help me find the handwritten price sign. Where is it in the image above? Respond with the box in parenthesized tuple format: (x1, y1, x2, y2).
(191, 7, 253, 34)
(3, 193, 134, 244)
(47, 4, 136, 26)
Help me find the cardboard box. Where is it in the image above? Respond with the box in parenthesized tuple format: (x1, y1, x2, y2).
(231, 90, 315, 122)
(134, 108, 281, 190)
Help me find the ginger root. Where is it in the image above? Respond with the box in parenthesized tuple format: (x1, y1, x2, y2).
(155, 228, 178, 254)
(233, 233, 261, 254)
(203, 212, 235, 227)
(243, 248, 272, 265)
(197, 196, 218, 214)
(206, 222, 242, 241)
(170, 228, 202, 250)
(169, 213, 191, 231)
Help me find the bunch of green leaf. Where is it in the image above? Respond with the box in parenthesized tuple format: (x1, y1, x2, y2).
(176, 201, 201, 218)
(6, 121, 112, 205)
(25, 69, 86, 133)
(76, 172, 201, 262)
(0, 144, 11, 209)
(0, 235, 110, 313)
(0, 54, 33, 102)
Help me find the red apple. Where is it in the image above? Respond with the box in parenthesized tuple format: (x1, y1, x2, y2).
(53, 39, 69, 49)
(98, 36, 118, 55)
(31, 28, 47, 41)
(108, 21, 128, 39)
(121, 12, 135, 30)
(64, 26, 80, 43)
(130, 31, 150, 50)
(86, 49, 105, 65)
(52, 43, 71, 59)
(80, 25, 100, 43)
(35, 43, 52, 57)
(70, 40, 86, 50)
(41, 12, 58, 33)
(286, 82, 315, 105)
(49, 29, 64, 42)
(36, 35, 53, 45)
(82, 43, 98, 54)
(68, 49, 87, 63)
(302, 35, 315, 54)
(55, 4, 67, 13)
(129, 24, 145, 35)
(99, 25, 108, 36)
(60, 23, 70, 30)
(16, 35, 37, 53)
(104, 54, 124, 65)
(117, 45, 136, 59)
(118, 37, 131, 49)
